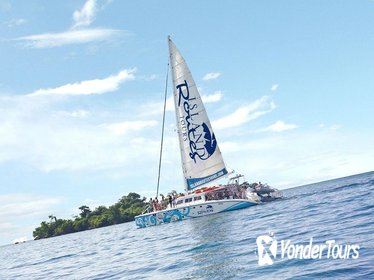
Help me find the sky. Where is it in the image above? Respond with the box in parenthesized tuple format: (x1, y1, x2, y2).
(0, 0, 373, 245)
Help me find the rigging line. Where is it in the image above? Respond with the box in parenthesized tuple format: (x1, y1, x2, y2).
(156, 59, 170, 198)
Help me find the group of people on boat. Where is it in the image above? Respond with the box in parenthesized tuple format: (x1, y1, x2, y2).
(146, 184, 250, 213)
(144, 180, 282, 214)
(204, 186, 247, 201)
(148, 193, 182, 212)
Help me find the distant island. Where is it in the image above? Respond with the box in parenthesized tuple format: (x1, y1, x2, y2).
(33, 192, 147, 240)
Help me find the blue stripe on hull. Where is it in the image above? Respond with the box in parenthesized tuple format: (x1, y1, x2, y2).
(135, 200, 257, 228)
(135, 208, 190, 228)
(222, 201, 257, 212)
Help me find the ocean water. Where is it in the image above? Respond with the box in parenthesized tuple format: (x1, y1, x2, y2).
(1, 172, 373, 279)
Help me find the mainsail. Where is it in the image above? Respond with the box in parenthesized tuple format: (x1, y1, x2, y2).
(168, 37, 228, 191)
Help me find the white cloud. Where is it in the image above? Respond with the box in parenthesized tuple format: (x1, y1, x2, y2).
(58, 110, 91, 118)
(29, 69, 135, 96)
(106, 120, 158, 135)
(0, 193, 63, 245)
(259, 120, 298, 133)
(138, 74, 158, 81)
(203, 72, 221, 81)
(0, 94, 160, 173)
(219, 130, 374, 188)
(329, 124, 341, 130)
(0, 193, 62, 219)
(212, 96, 276, 130)
(4, 18, 27, 27)
(319, 123, 341, 131)
(202, 91, 223, 103)
(14, 0, 120, 48)
(148, 74, 157, 80)
(271, 84, 279, 91)
(16, 28, 121, 48)
(72, 0, 97, 29)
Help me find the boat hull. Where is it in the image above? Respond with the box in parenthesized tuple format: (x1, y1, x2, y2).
(135, 199, 257, 228)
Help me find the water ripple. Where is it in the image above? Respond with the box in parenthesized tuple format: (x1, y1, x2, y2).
(1, 172, 373, 279)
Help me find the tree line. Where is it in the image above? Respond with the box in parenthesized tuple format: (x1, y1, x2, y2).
(33, 192, 147, 240)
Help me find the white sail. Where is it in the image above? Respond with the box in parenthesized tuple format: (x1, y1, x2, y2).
(168, 37, 228, 191)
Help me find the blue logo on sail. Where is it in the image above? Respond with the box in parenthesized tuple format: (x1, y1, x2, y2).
(176, 80, 217, 162)
(202, 123, 217, 156)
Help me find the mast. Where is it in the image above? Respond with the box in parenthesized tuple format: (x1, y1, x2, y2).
(155, 56, 170, 198)
(168, 36, 189, 191)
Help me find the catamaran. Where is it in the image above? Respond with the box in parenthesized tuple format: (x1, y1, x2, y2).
(135, 37, 281, 228)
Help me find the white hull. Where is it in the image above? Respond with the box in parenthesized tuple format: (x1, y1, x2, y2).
(135, 199, 257, 228)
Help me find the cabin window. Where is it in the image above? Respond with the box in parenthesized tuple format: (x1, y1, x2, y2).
(185, 198, 192, 203)
(194, 196, 202, 201)
(176, 200, 183, 205)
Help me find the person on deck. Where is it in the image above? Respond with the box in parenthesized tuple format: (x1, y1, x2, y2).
(149, 198, 154, 212)
(172, 195, 176, 208)
(240, 187, 246, 199)
(154, 197, 160, 211)
(224, 189, 230, 199)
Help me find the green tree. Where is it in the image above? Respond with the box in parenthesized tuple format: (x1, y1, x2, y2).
(78, 205, 92, 218)
(33, 192, 147, 240)
(73, 218, 89, 232)
(48, 215, 57, 223)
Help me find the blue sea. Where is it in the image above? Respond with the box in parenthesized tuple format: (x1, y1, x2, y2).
(1, 172, 373, 279)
